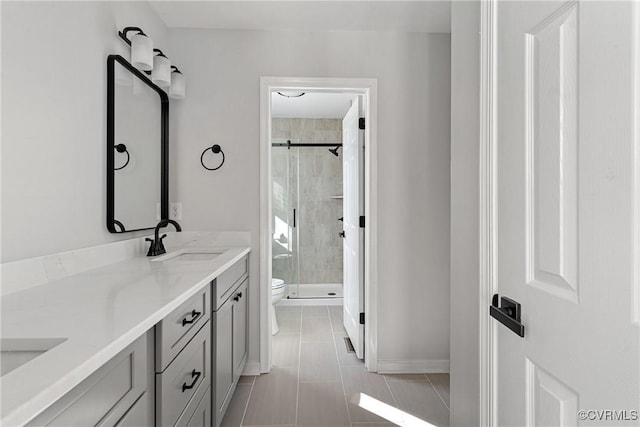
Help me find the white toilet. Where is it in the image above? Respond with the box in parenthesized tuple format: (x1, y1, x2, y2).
(271, 278, 286, 335)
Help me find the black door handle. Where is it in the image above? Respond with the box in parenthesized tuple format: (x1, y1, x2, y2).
(489, 294, 525, 337)
(339, 231, 346, 238)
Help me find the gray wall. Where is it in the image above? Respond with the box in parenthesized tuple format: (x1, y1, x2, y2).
(1, 1, 168, 262)
(272, 119, 343, 286)
(450, 1, 481, 425)
(167, 29, 451, 371)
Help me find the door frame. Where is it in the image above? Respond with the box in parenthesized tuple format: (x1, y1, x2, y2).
(479, 1, 498, 425)
(258, 76, 379, 373)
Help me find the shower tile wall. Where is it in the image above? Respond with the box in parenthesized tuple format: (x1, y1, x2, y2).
(273, 118, 343, 285)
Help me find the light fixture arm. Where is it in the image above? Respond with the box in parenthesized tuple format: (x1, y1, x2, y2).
(118, 27, 147, 46)
(153, 48, 167, 58)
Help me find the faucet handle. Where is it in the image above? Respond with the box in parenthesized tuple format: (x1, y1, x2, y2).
(156, 234, 168, 256)
(146, 238, 157, 257)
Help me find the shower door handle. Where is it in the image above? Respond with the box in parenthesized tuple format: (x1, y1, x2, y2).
(293, 209, 296, 228)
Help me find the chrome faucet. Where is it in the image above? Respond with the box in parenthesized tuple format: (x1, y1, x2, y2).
(146, 219, 182, 257)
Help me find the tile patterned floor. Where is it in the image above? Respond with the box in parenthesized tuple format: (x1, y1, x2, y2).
(221, 306, 450, 427)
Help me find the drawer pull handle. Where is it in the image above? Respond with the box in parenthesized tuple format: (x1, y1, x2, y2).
(182, 369, 201, 392)
(182, 310, 202, 326)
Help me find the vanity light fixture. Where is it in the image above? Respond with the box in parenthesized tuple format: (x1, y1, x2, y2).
(118, 27, 186, 99)
(169, 66, 186, 99)
(118, 27, 153, 71)
(152, 49, 171, 87)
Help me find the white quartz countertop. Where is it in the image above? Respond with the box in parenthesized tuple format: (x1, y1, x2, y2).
(0, 239, 250, 426)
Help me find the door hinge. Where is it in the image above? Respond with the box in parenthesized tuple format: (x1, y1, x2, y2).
(359, 312, 365, 324)
(359, 118, 365, 130)
(359, 216, 365, 228)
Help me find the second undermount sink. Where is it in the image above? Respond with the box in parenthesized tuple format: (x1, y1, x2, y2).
(152, 249, 225, 263)
(0, 337, 67, 377)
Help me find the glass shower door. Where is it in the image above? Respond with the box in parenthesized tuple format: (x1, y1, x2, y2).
(272, 139, 300, 298)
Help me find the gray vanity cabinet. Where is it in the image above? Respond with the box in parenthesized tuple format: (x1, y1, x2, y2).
(212, 256, 249, 427)
(21, 254, 250, 427)
(27, 332, 154, 426)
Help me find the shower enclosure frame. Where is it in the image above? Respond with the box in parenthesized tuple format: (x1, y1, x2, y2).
(259, 76, 379, 375)
(271, 138, 345, 300)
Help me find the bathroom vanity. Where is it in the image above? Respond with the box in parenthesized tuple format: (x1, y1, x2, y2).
(0, 237, 250, 427)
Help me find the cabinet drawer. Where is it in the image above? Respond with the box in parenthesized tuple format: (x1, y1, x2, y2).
(27, 332, 151, 427)
(156, 321, 211, 427)
(213, 256, 248, 310)
(175, 386, 211, 427)
(156, 286, 210, 371)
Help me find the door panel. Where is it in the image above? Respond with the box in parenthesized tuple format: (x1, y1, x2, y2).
(233, 279, 248, 379)
(343, 99, 364, 359)
(525, 2, 579, 303)
(495, 1, 640, 425)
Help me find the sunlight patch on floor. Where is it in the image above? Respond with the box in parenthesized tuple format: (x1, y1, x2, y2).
(352, 392, 438, 427)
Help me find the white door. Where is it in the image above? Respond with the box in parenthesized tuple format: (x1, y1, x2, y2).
(343, 99, 365, 359)
(494, 1, 639, 425)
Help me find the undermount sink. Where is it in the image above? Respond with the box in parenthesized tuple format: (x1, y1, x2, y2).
(171, 252, 223, 262)
(0, 338, 67, 377)
(152, 249, 225, 262)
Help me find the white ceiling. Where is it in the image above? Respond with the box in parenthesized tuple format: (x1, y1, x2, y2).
(271, 92, 355, 118)
(149, 1, 451, 33)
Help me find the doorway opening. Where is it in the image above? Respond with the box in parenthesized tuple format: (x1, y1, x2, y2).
(270, 92, 352, 302)
(259, 77, 378, 373)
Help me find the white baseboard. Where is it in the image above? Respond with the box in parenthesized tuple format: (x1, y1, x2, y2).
(242, 361, 261, 376)
(277, 298, 343, 307)
(377, 359, 450, 374)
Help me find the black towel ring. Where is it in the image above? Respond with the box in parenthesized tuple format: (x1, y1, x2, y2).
(114, 144, 130, 170)
(200, 144, 225, 171)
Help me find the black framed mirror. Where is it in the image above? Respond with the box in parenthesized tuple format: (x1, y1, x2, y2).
(107, 54, 168, 233)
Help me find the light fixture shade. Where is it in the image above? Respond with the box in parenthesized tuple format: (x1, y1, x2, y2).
(152, 55, 171, 87)
(169, 72, 186, 99)
(130, 33, 153, 71)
